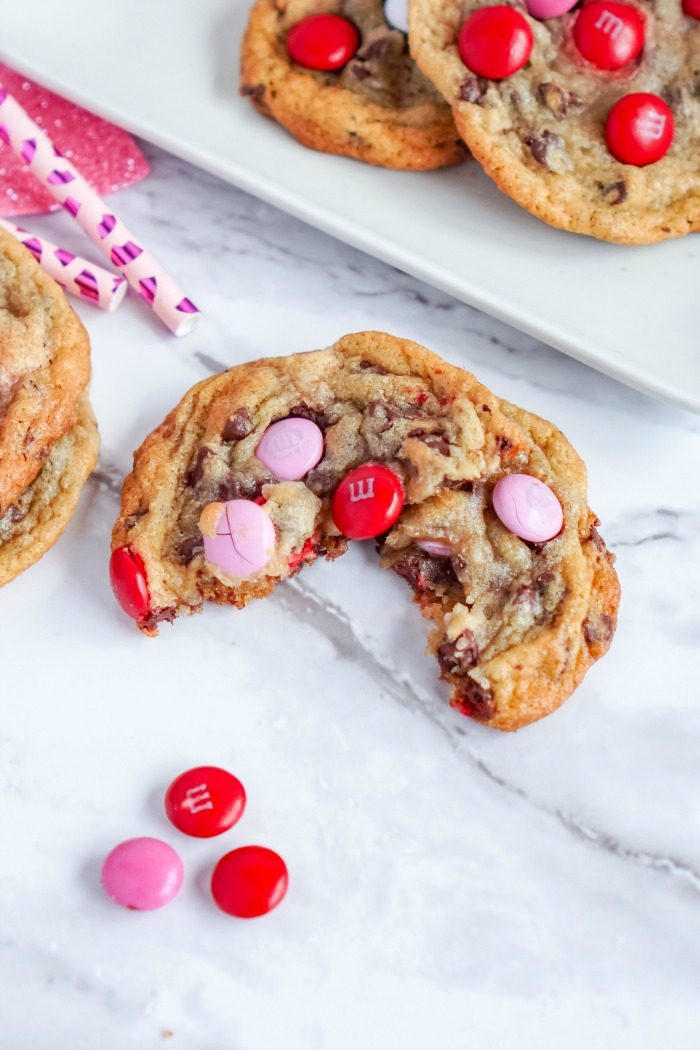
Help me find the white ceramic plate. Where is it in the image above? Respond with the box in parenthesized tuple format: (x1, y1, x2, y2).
(1, 0, 698, 412)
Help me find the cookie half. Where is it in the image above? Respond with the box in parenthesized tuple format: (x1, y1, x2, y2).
(241, 0, 467, 169)
(0, 396, 99, 587)
(111, 332, 619, 731)
(409, 0, 700, 243)
(0, 226, 92, 511)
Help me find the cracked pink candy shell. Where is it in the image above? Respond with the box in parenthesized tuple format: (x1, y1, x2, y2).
(203, 500, 276, 577)
(0, 64, 149, 216)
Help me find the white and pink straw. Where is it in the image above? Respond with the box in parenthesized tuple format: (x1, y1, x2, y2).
(0, 86, 200, 334)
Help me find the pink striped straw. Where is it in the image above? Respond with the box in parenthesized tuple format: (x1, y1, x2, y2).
(0, 86, 200, 336)
(0, 217, 127, 311)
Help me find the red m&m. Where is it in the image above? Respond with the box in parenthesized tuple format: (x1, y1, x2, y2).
(683, 0, 700, 18)
(211, 846, 289, 918)
(331, 463, 404, 540)
(605, 92, 673, 166)
(109, 546, 150, 621)
(165, 766, 247, 838)
(287, 13, 359, 71)
(458, 6, 533, 80)
(573, 1, 644, 71)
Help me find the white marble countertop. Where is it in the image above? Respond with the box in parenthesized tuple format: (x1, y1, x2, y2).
(2, 143, 700, 1049)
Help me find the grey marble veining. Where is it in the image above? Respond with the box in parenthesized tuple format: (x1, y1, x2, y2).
(2, 143, 700, 1049)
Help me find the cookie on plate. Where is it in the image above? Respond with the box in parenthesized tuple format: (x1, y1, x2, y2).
(409, 0, 700, 242)
(0, 227, 98, 586)
(240, 0, 467, 169)
(110, 332, 619, 732)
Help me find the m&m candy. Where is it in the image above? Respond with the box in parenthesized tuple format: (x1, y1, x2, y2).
(287, 13, 359, 71)
(417, 540, 453, 557)
(573, 1, 644, 71)
(384, 0, 409, 32)
(211, 846, 289, 918)
(458, 6, 533, 80)
(525, 0, 577, 20)
(492, 474, 563, 542)
(331, 463, 404, 540)
(255, 417, 324, 481)
(683, 0, 700, 18)
(101, 837, 184, 910)
(604, 93, 673, 166)
(109, 546, 150, 621)
(165, 766, 247, 838)
(199, 499, 275, 578)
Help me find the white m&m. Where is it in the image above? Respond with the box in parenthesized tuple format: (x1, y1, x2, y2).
(384, 0, 409, 32)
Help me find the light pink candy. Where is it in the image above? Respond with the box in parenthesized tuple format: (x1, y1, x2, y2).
(525, 0, 577, 18)
(492, 474, 563, 543)
(255, 418, 324, 481)
(417, 540, 453, 557)
(202, 499, 275, 577)
(101, 837, 183, 911)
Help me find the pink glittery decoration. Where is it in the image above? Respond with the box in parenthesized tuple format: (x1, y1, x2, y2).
(0, 64, 149, 217)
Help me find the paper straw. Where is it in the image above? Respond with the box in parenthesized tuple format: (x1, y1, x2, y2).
(0, 87, 200, 336)
(0, 217, 127, 311)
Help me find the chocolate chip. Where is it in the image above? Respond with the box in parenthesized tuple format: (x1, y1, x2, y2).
(393, 552, 457, 594)
(348, 62, 372, 80)
(289, 403, 330, 432)
(218, 474, 265, 501)
(305, 464, 337, 497)
(538, 83, 579, 120)
(443, 478, 474, 492)
(437, 629, 480, 675)
(460, 77, 487, 104)
(357, 30, 395, 61)
(8, 505, 23, 523)
(187, 447, 213, 487)
(140, 606, 177, 631)
(583, 613, 613, 647)
(241, 84, 265, 101)
(179, 536, 203, 565)
(495, 435, 513, 454)
(599, 180, 627, 206)
(222, 408, 253, 442)
(587, 526, 607, 553)
(453, 677, 495, 720)
(525, 130, 564, 168)
(409, 429, 450, 456)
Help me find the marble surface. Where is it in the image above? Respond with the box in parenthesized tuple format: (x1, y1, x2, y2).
(2, 143, 700, 1050)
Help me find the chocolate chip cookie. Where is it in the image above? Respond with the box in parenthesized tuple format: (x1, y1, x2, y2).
(409, 0, 700, 242)
(240, 0, 466, 168)
(111, 332, 619, 732)
(0, 227, 98, 585)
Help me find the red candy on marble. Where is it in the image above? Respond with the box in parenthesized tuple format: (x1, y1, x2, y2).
(573, 1, 644, 71)
(211, 846, 289, 918)
(109, 546, 150, 621)
(682, 0, 700, 17)
(331, 463, 404, 540)
(605, 92, 673, 165)
(165, 766, 247, 838)
(458, 6, 533, 79)
(286, 14, 360, 71)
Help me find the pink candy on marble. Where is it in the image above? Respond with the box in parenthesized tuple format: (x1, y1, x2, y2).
(255, 418, 324, 481)
(101, 837, 183, 910)
(492, 474, 563, 543)
(417, 540, 453, 557)
(201, 499, 275, 578)
(524, 0, 577, 18)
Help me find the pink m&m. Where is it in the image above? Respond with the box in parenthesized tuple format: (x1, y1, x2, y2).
(525, 0, 577, 19)
(255, 417, 324, 481)
(200, 499, 275, 578)
(492, 474, 563, 542)
(101, 837, 183, 910)
(417, 540, 453, 557)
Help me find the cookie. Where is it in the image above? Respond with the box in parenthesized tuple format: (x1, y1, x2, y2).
(0, 226, 92, 511)
(111, 332, 619, 732)
(240, 0, 467, 169)
(0, 396, 99, 587)
(409, 0, 700, 243)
